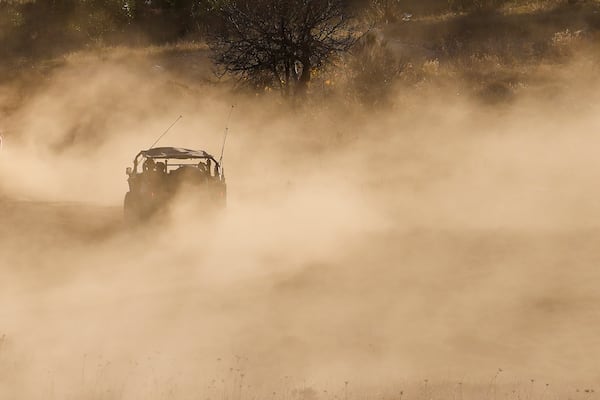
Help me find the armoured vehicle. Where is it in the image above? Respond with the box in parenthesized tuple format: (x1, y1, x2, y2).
(124, 147, 226, 221)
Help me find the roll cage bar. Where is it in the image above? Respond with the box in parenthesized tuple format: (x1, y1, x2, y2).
(130, 147, 224, 178)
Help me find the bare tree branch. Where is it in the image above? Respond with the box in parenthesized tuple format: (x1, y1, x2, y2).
(208, 0, 360, 96)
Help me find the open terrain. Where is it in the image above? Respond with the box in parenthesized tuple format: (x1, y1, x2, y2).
(2, 1, 600, 399)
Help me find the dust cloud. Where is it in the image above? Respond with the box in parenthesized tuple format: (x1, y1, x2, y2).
(1, 50, 600, 400)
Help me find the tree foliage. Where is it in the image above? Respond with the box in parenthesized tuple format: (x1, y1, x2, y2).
(208, 0, 360, 96)
(0, 0, 217, 58)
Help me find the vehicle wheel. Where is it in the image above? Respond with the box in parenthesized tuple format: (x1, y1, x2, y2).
(124, 192, 139, 223)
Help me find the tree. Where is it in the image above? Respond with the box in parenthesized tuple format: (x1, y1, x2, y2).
(208, 0, 359, 97)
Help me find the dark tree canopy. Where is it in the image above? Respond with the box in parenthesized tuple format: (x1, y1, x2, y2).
(208, 0, 359, 96)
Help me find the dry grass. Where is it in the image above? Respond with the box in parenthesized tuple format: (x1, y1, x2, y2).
(345, 0, 600, 107)
(62, 41, 210, 64)
(500, 0, 566, 15)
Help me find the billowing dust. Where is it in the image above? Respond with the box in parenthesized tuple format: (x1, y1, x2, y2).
(1, 53, 600, 399)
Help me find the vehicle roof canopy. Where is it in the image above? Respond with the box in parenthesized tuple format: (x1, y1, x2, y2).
(140, 147, 216, 161)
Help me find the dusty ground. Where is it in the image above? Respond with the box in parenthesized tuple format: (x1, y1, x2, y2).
(3, 85, 600, 397)
(2, 195, 600, 399)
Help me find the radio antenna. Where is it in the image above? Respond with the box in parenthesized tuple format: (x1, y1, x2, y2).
(219, 105, 235, 166)
(149, 115, 183, 149)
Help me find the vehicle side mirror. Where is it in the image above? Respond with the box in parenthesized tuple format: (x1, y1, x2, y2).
(126, 167, 132, 176)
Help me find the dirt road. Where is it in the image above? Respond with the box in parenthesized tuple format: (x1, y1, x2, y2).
(2, 196, 600, 398)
